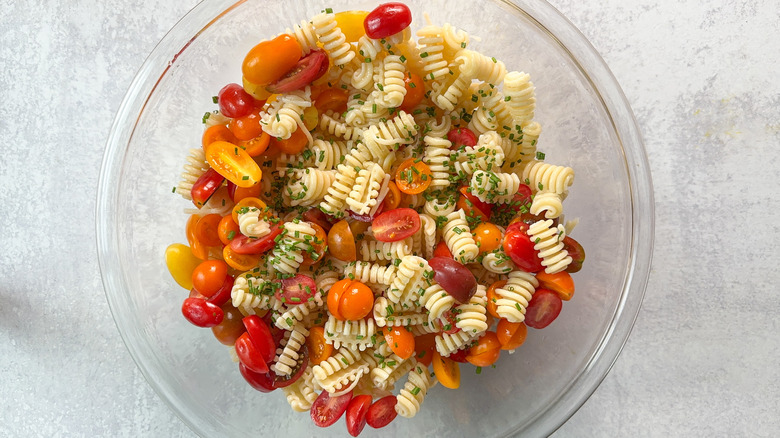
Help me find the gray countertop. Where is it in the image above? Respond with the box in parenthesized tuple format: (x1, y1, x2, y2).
(1, 0, 778, 436)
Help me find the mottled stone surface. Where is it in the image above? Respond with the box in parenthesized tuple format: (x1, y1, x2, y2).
(1, 0, 778, 436)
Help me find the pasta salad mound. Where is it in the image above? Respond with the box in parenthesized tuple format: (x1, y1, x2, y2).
(165, 2, 587, 435)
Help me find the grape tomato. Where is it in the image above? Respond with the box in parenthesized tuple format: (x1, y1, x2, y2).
(205, 140, 263, 188)
(206, 275, 234, 307)
(346, 394, 372, 437)
(242, 34, 302, 86)
(277, 274, 318, 305)
(181, 297, 224, 328)
(394, 158, 433, 195)
(211, 304, 246, 346)
(311, 390, 353, 428)
(372, 208, 420, 242)
(191, 260, 229, 297)
(266, 50, 329, 94)
(328, 219, 357, 262)
(235, 332, 270, 374)
(239, 362, 276, 393)
(502, 224, 544, 273)
(428, 257, 477, 304)
(164, 243, 202, 290)
(366, 396, 398, 429)
(218, 83, 255, 118)
(190, 168, 225, 208)
(563, 236, 586, 273)
(447, 127, 477, 149)
(525, 288, 563, 329)
(229, 225, 282, 255)
(243, 315, 276, 364)
(364, 2, 412, 39)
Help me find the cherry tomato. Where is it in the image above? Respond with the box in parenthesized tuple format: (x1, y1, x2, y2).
(432, 351, 461, 389)
(486, 280, 506, 319)
(300, 223, 328, 267)
(235, 332, 270, 373)
(428, 257, 477, 304)
(441, 309, 461, 334)
(272, 345, 310, 388)
(243, 34, 302, 86)
(399, 72, 425, 112)
(525, 288, 563, 329)
(239, 362, 275, 393)
(181, 297, 224, 328)
(366, 396, 398, 429)
(306, 326, 334, 365)
(465, 331, 501, 367)
(227, 181, 261, 203)
(269, 126, 308, 154)
(223, 245, 262, 271)
(217, 215, 241, 245)
(502, 224, 544, 273)
(536, 270, 575, 301)
(217, 83, 255, 118)
(314, 88, 349, 114)
(493, 184, 533, 224)
(346, 394, 372, 437)
(185, 214, 209, 260)
(328, 219, 357, 262)
(563, 236, 586, 273)
(191, 260, 228, 297)
(276, 274, 318, 305)
(413, 333, 436, 367)
(496, 319, 528, 350)
(303, 207, 335, 233)
(447, 127, 478, 149)
(384, 326, 415, 360)
(229, 224, 283, 255)
(394, 158, 433, 195)
(433, 241, 452, 258)
(238, 132, 270, 157)
(202, 124, 238, 149)
(372, 208, 420, 242)
(311, 390, 354, 428)
(242, 76, 273, 101)
(229, 107, 264, 141)
(459, 186, 492, 218)
(211, 303, 246, 346)
(164, 243, 202, 289)
(192, 214, 222, 247)
(206, 275, 234, 307)
(205, 141, 262, 188)
(364, 2, 412, 39)
(381, 181, 402, 211)
(473, 223, 502, 254)
(231, 197, 268, 224)
(328, 279, 374, 321)
(243, 315, 277, 364)
(266, 50, 329, 94)
(447, 348, 469, 363)
(190, 168, 225, 208)
(335, 10, 370, 42)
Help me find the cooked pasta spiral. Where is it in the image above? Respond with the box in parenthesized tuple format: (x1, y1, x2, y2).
(373, 297, 429, 327)
(346, 162, 385, 215)
(311, 13, 355, 66)
(416, 25, 449, 81)
(270, 220, 317, 275)
(481, 247, 516, 274)
(282, 365, 318, 412)
(441, 210, 479, 264)
(285, 169, 336, 207)
(359, 238, 413, 262)
(312, 347, 376, 394)
(237, 208, 271, 238)
(423, 196, 457, 217)
(454, 284, 488, 334)
(377, 55, 407, 108)
(423, 135, 453, 189)
(272, 323, 309, 376)
(324, 315, 376, 351)
(503, 71, 536, 125)
(176, 148, 208, 201)
(530, 191, 563, 219)
(527, 219, 572, 274)
(371, 352, 416, 391)
(419, 282, 455, 323)
(319, 110, 364, 141)
(469, 170, 521, 204)
(495, 271, 538, 323)
(320, 164, 358, 217)
(261, 87, 311, 140)
(353, 36, 384, 90)
(310, 139, 350, 170)
(231, 275, 283, 313)
(344, 262, 397, 286)
(275, 300, 321, 330)
(521, 160, 575, 197)
(287, 20, 319, 55)
(454, 130, 505, 176)
(387, 255, 433, 305)
(395, 363, 435, 419)
(519, 121, 542, 163)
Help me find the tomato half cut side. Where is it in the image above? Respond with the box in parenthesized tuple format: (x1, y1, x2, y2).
(191, 168, 225, 208)
(346, 394, 373, 437)
(394, 158, 433, 195)
(447, 127, 478, 149)
(276, 274, 318, 305)
(206, 275, 234, 307)
(366, 395, 398, 429)
(372, 208, 420, 242)
(229, 224, 283, 255)
(266, 50, 330, 94)
(205, 141, 263, 188)
(310, 390, 354, 428)
(525, 288, 563, 329)
(273, 345, 309, 388)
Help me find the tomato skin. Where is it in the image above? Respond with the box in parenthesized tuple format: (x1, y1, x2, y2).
(269, 127, 308, 154)
(229, 224, 283, 255)
(465, 331, 501, 367)
(562, 236, 586, 273)
(433, 241, 453, 258)
(382, 181, 402, 210)
(193, 214, 222, 247)
(428, 257, 477, 304)
(205, 141, 263, 188)
(502, 223, 544, 273)
(222, 245, 262, 271)
(473, 223, 502, 254)
(164, 243, 202, 290)
(364, 2, 412, 39)
(314, 88, 349, 114)
(303, 207, 335, 233)
(328, 279, 374, 321)
(218, 83, 255, 118)
(496, 319, 528, 350)
(191, 260, 228, 297)
(394, 158, 433, 195)
(372, 208, 421, 242)
(346, 394, 373, 437)
(486, 280, 507, 319)
(335, 10, 370, 42)
(202, 124, 238, 149)
(432, 351, 461, 389)
(181, 297, 224, 328)
(447, 127, 478, 149)
(206, 275, 234, 307)
(447, 348, 469, 363)
(229, 107, 264, 141)
(235, 332, 270, 374)
(243, 315, 277, 364)
(328, 219, 357, 262)
(266, 50, 329, 94)
(525, 288, 563, 329)
(307, 326, 334, 365)
(300, 223, 328, 267)
(400, 72, 425, 112)
(536, 270, 575, 301)
(237, 132, 270, 157)
(243, 34, 302, 86)
(191, 168, 225, 208)
(311, 390, 354, 428)
(493, 184, 534, 223)
(217, 214, 241, 245)
(211, 304, 246, 346)
(366, 396, 398, 429)
(384, 326, 415, 360)
(239, 362, 275, 393)
(231, 197, 268, 224)
(272, 346, 309, 388)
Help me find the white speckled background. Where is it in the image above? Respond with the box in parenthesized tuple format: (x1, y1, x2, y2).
(1, 0, 778, 436)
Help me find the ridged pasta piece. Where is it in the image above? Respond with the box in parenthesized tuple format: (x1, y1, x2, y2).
(468, 85, 513, 136)
(469, 170, 521, 204)
(468, 262, 503, 287)
(395, 363, 435, 418)
(423, 135, 453, 189)
(359, 237, 413, 262)
(519, 121, 542, 164)
(376, 55, 406, 107)
(495, 271, 538, 323)
(312, 347, 376, 394)
(432, 71, 471, 112)
(346, 162, 385, 215)
(422, 196, 457, 218)
(284, 168, 336, 207)
(373, 296, 430, 327)
(416, 25, 449, 81)
(236, 207, 271, 238)
(315, 268, 340, 296)
(527, 219, 572, 274)
(311, 13, 355, 66)
(275, 300, 322, 330)
(458, 49, 507, 85)
(435, 326, 483, 357)
(441, 210, 479, 264)
(203, 110, 230, 127)
(272, 323, 309, 376)
(440, 23, 469, 59)
(319, 164, 358, 217)
(503, 71, 536, 125)
(530, 191, 563, 219)
(353, 35, 384, 90)
(401, 192, 426, 209)
(344, 262, 397, 286)
(319, 110, 364, 141)
(521, 160, 575, 197)
(344, 91, 368, 127)
(407, 318, 443, 336)
(282, 365, 319, 412)
(418, 213, 437, 259)
(453, 130, 505, 176)
(419, 282, 455, 323)
(481, 247, 516, 274)
(287, 20, 319, 55)
(371, 352, 417, 391)
(387, 255, 433, 305)
(261, 87, 311, 140)
(310, 139, 350, 170)
(231, 275, 283, 313)
(176, 148, 208, 200)
(270, 220, 317, 275)
(454, 284, 488, 334)
(323, 315, 376, 351)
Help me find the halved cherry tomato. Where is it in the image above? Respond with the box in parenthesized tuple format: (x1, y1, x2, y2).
(273, 346, 310, 388)
(382, 181, 402, 211)
(384, 326, 415, 360)
(302, 106, 319, 131)
(191, 168, 225, 208)
(243, 315, 277, 364)
(218, 83, 255, 118)
(364, 2, 412, 39)
(181, 297, 224, 328)
(432, 351, 461, 389)
(227, 181, 263, 204)
(186, 214, 209, 260)
(458, 186, 492, 220)
(366, 396, 398, 429)
(164, 243, 202, 289)
(206, 275, 234, 307)
(486, 280, 507, 319)
(394, 158, 433, 195)
(237, 132, 270, 157)
(447, 127, 478, 149)
(229, 224, 283, 255)
(217, 215, 241, 246)
(205, 141, 262, 188)
(328, 279, 374, 321)
(428, 257, 477, 304)
(276, 274, 318, 305)
(563, 236, 586, 273)
(266, 50, 329, 94)
(447, 348, 469, 363)
(243, 34, 302, 86)
(300, 223, 328, 267)
(536, 270, 575, 301)
(242, 76, 273, 101)
(473, 223, 502, 254)
(202, 124, 238, 149)
(328, 219, 357, 262)
(503, 222, 544, 273)
(400, 72, 425, 112)
(314, 88, 349, 114)
(211, 303, 246, 346)
(229, 107, 264, 141)
(465, 331, 501, 367)
(413, 333, 437, 367)
(372, 208, 420, 242)
(239, 362, 275, 393)
(222, 245, 262, 271)
(306, 326, 334, 365)
(235, 332, 270, 373)
(302, 208, 335, 232)
(346, 394, 372, 437)
(525, 288, 563, 329)
(493, 184, 533, 225)
(193, 214, 222, 247)
(496, 319, 528, 350)
(441, 309, 461, 334)
(192, 260, 228, 297)
(231, 197, 268, 224)
(433, 241, 453, 258)
(311, 390, 354, 428)
(335, 10, 370, 42)
(269, 126, 308, 154)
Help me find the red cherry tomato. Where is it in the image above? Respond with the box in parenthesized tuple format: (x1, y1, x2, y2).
(190, 168, 225, 208)
(243, 315, 276, 364)
(218, 83, 255, 118)
(239, 362, 275, 393)
(563, 236, 586, 273)
(302, 207, 335, 232)
(441, 309, 462, 334)
(372, 208, 421, 242)
(447, 347, 469, 363)
(366, 395, 398, 429)
(206, 275, 234, 307)
(235, 332, 270, 373)
(493, 184, 533, 222)
(447, 127, 478, 149)
(364, 2, 412, 39)
(400, 72, 425, 112)
(346, 394, 372, 437)
(271, 345, 309, 388)
(428, 257, 477, 304)
(266, 50, 330, 94)
(311, 390, 354, 428)
(433, 241, 453, 258)
(276, 274, 318, 305)
(181, 297, 224, 328)
(191, 260, 229, 297)
(458, 186, 492, 219)
(502, 223, 544, 273)
(229, 224, 283, 255)
(525, 289, 563, 329)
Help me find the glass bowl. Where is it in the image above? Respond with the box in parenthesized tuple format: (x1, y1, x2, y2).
(96, 0, 653, 436)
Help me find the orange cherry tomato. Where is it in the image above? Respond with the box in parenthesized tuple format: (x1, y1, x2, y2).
(334, 10, 369, 43)
(413, 333, 437, 367)
(457, 194, 489, 222)
(383, 181, 402, 210)
(231, 197, 268, 224)
(314, 88, 349, 113)
(432, 351, 460, 389)
(535, 270, 575, 301)
(485, 280, 506, 319)
(231, 183, 263, 203)
(186, 214, 209, 260)
(473, 223, 502, 254)
(327, 279, 374, 321)
(229, 107, 264, 141)
(384, 326, 415, 360)
(399, 72, 425, 112)
(238, 132, 270, 157)
(192, 260, 228, 296)
(328, 219, 357, 262)
(205, 141, 262, 188)
(394, 158, 433, 195)
(217, 215, 241, 246)
(496, 319, 528, 350)
(242, 34, 302, 86)
(222, 245, 262, 271)
(211, 303, 247, 346)
(300, 223, 328, 267)
(269, 127, 308, 154)
(202, 125, 238, 149)
(193, 214, 223, 247)
(465, 331, 501, 367)
(306, 326, 334, 365)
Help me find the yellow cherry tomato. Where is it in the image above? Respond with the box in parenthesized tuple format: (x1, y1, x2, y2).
(222, 245, 261, 271)
(334, 10, 369, 43)
(242, 76, 273, 101)
(205, 140, 263, 188)
(432, 351, 461, 389)
(165, 243, 202, 290)
(302, 106, 319, 131)
(473, 223, 502, 254)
